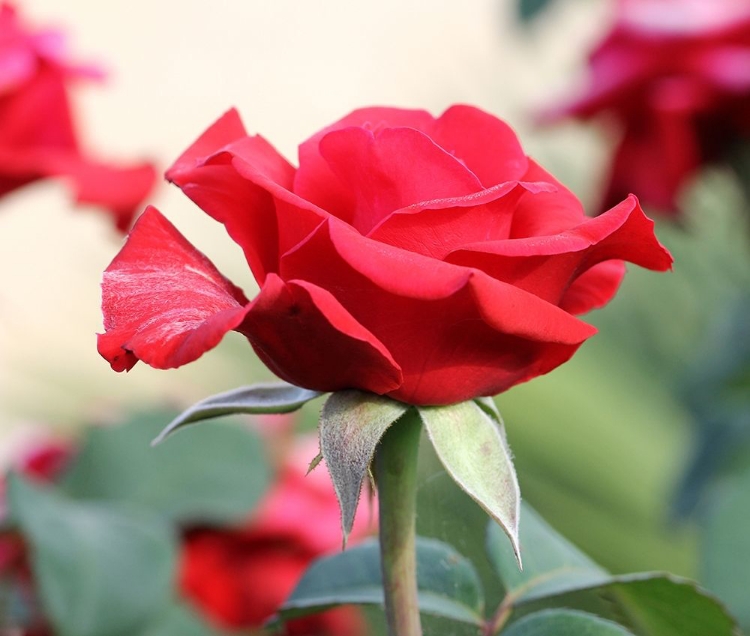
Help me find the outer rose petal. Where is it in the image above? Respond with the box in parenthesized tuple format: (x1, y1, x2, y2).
(446, 195, 673, 312)
(280, 219, 596, 404)
(167, 109, 327, 282)
(238, 274, 403, 395)
(560, 260, 627, 314)
(168, 108, 247, 171)
(98, 207, 251, 372)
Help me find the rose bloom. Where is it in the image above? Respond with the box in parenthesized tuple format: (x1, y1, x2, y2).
(550, 0, 750, 213)
(180, 441, 371, 635)
(99, 105, 671, 405)
(0, 2, 155, 230)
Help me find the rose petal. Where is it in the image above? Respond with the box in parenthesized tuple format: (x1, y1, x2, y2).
(430, 104, 529, 185)
(168, 108, 247, 172)
(446, 195, 672, 312)
(692, 46, 750, 92)
(64, 159, 157, 231)
(317, 125, 483, 233)
(601, 103, 700, 212)
(510, 160, 586, 237)
(293, 106, 435, 220)
(238, 273, 403, 395)
(368, 181, 554, 259)
(560, 260, 627, 314)
(279, 219, 596, 404)
(0, 65, 78, 152)
(98, 206, 251, 372)
(0, 46, 35, 94)
(167, 110, 298, 283)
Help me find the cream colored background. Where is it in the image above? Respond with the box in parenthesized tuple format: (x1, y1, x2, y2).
(0, 0, 608, 448)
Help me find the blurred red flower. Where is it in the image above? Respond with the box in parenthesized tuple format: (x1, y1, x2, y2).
(98, 105, 671, 405)
(180, 439, 372, 635)
(550, 0, 750, 214)
(0, 2, 155, 230)
(0, 435, 370, 636)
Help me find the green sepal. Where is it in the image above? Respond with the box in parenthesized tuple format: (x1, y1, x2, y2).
(318, 390, 409, 547)
(419, 400, 521, 567)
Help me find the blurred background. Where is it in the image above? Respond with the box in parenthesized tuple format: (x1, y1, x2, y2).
(1, 0, 750, 634)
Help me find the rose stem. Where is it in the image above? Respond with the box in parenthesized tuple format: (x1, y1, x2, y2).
(374, 409, 423, 636)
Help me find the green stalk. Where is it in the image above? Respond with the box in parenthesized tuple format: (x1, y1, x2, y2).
(374, 409, 423, 636)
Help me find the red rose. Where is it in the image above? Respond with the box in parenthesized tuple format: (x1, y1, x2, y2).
(99, 105, 671, 405)
(180, 441, 371, 635)
(550, 0, 750, 213)
(0, 2, 156, 230)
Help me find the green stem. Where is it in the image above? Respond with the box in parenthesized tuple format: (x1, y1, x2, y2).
(483, 594, 513, 636)
(374, 409, 423, 636)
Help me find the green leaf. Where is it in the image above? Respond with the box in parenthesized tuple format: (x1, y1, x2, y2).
(152, 382, 321, 444)
(518, 0, 556, 23)
(137, 605, 216, 636)
(420, 400, 520, 565)
(61, 410, 270, 524)
(319, 390, 409, 546)
(487, 505, 739, 636)
(277, 537, 484, 626)
(700, 460, 750, 629)
(487, 504, 609, 603)
(8, 475, 176, 636)
(502, 609, 635, 636)
(589, 575, 740, 636)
